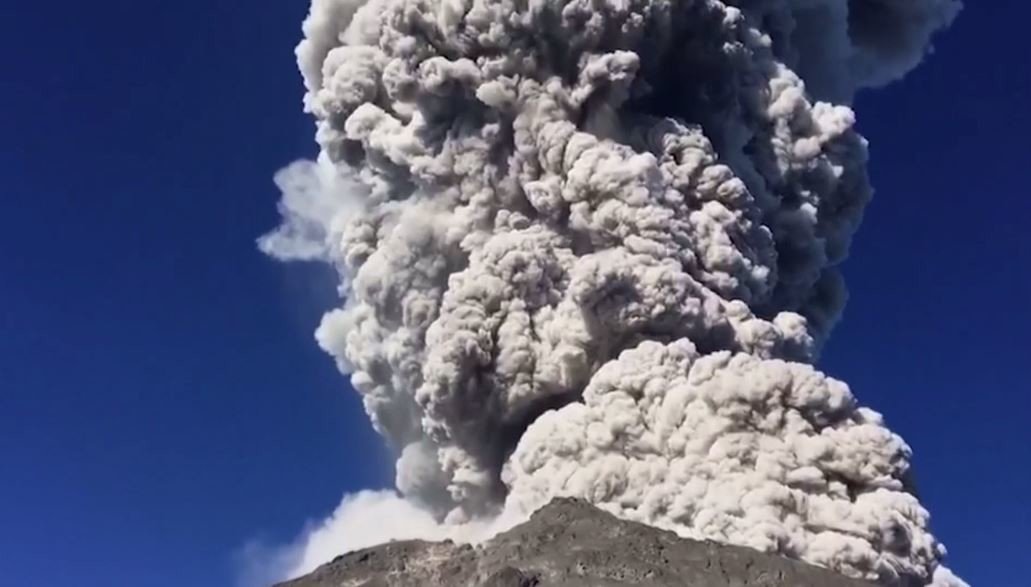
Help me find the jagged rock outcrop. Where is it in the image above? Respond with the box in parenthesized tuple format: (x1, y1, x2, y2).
(277, 498, 876, 586)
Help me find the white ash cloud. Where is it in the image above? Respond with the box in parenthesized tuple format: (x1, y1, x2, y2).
(504, 340, 950, 584)
(261, 0, 964, 584)
(283, 490, 466, 579)
(259, 157, 365, 263)
(237, 489, 498, 585)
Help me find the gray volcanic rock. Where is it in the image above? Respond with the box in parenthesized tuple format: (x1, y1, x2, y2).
(276, 498, 876, 587)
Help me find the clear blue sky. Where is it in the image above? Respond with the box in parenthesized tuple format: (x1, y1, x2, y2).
(1, 2, 1027, 586)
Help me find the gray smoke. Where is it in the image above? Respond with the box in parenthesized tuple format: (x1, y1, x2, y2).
(261, 0, 964, 584)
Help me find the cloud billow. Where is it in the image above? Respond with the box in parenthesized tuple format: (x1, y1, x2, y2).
(261, 0, 964, 584)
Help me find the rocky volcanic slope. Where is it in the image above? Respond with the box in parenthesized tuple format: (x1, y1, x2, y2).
(277, 498, 876, 586)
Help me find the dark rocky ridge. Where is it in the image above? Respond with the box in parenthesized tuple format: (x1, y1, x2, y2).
(277, 498, 876, 586)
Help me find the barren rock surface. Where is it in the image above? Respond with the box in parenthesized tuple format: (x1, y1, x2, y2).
(276, 498, 876, 586)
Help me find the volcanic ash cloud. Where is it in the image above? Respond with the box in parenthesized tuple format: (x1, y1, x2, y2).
(261, 0, 965, 585)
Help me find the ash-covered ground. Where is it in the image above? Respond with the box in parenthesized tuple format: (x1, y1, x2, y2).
(278, 498, 877, 587)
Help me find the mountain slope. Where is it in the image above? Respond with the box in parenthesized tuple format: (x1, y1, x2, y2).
(277, 498, 876, 586)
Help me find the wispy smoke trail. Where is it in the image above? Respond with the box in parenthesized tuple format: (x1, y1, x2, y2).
(261, 0, 964, 584)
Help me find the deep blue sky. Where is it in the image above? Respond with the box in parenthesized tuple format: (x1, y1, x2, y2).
(1, 2, 1027, 586)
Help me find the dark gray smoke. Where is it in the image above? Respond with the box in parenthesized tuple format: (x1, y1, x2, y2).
(261, 0, 964, 584)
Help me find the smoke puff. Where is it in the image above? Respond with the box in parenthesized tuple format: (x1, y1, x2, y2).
(761, 0, 962, 102)
(504, 340, 944, 584)
(258, 157, 365, 263)
(276, 490, 471, 581)
(263, 0, 963, 584)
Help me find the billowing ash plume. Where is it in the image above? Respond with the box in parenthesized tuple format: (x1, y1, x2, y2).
(261, 0, 964, 584)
